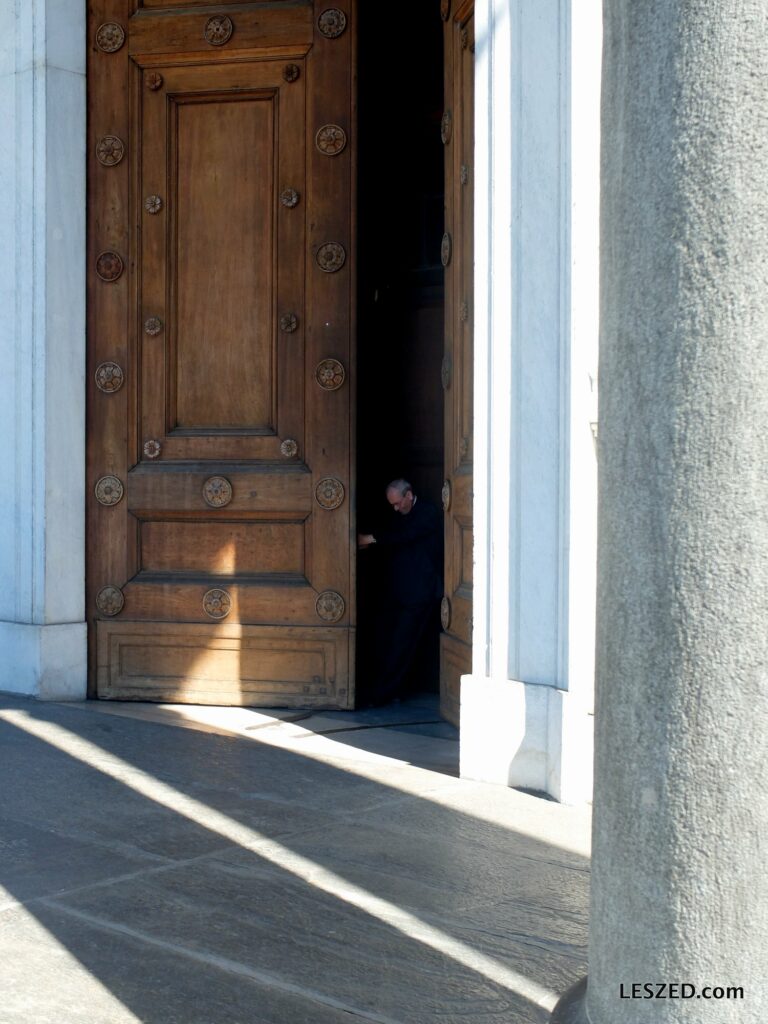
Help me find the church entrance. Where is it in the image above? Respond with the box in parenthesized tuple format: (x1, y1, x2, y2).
(85, 1, 472, 720)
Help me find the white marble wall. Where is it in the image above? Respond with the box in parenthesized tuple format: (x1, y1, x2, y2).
(0, 0, 87, 698)
(461, 0, 600, 803)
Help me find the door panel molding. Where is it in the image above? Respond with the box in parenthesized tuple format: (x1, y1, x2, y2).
(88, 1, 356, 705)
(97, 620, 349, 706)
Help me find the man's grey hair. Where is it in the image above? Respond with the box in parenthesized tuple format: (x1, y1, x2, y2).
(386, 478, 412, 496)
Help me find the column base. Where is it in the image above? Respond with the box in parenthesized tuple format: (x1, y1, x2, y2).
(0, 622, 87, 700)
(460, 675, 547, 789)
(550, 976, 589, 1023)
(459, 674, 593, 803)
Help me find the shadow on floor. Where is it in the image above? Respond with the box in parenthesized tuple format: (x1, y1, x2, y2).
(0, 692, 589, 1024)
(262, 693, 460, 777)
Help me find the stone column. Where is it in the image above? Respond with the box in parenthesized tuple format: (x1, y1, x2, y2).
(554, 0, 768, 1020)
(0, 0, 87, 698)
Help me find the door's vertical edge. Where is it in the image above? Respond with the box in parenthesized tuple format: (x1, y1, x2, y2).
(87, 0, 134, 697)
(440, 3, 475, 726)
(307, 0, 356, 706)
(440, 2, 457, 723)
(348, 0, 359, 708)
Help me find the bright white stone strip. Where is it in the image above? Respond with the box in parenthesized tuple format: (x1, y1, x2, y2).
(0, 890, 144, 1023)
(0, 709, 560, 1012)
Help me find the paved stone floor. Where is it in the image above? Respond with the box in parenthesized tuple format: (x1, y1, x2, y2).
(0, 692, 590, 1024)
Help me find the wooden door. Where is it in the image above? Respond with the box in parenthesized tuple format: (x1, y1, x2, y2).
(87, 2, 356, 706)
(440, 2, 474, 725)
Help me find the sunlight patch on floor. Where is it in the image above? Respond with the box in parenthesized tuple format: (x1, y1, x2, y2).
(1, 709, 561, 1014)
(59, 700, 591, 858)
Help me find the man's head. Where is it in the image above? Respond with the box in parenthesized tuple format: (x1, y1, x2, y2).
(386, 478, 415, 515)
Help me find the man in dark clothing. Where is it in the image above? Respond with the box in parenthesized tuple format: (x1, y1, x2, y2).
(358, 479, 443, 705)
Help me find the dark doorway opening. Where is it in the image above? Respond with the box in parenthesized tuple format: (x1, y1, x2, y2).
(356, 6, 445, 704)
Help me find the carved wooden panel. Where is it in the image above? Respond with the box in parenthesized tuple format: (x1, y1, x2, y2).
(87, 0, 356, 706)
(126, 469, 311, 514)
(138, 0, 297, 7)
(96, 622, 350, 708)
(173, 93, 275, 430)
(110, 580, 341, 626)
(139, 520, 306, 577)
(138, 58, 306, 461)
(128, 6, 313, 54)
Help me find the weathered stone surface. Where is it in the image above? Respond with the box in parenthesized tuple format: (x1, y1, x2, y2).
(591, 2, 768, 1022)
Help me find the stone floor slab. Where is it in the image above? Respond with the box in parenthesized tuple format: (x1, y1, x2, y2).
(0, 693, 590, 1023)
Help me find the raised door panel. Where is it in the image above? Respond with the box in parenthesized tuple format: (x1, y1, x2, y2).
(87, 1, 355, 707)
(128, 6, 314, 52)
(136, 58, 306, 461)
(440, 2, 474, 726)
(97, 621, 347, 705)
(138, 0, 298, 9)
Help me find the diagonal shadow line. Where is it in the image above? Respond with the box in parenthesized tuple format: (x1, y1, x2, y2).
(1, 708, 560, 1013)
(0, 697, 589, 1024)
(38, 898, 408, 1024)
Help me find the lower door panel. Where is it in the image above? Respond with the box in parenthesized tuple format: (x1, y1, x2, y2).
(97, 621, 352, 707)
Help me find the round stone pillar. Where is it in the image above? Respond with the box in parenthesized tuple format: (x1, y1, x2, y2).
(558, 1, 768, 1021)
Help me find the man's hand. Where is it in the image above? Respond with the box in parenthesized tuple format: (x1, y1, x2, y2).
(358, 533, 376, 548)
